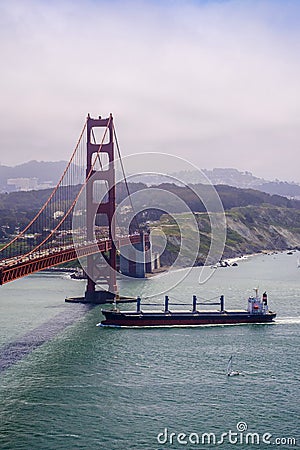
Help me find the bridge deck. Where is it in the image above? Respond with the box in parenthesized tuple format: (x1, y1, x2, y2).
(0, 234, 145, 284)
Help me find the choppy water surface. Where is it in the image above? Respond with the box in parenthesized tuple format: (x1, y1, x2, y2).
(0, 252, 299, 449)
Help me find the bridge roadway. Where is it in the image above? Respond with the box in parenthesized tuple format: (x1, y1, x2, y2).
(0, 234, 146, 285)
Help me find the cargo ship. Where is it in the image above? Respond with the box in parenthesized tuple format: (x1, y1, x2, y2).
(98, 290, 276, 328)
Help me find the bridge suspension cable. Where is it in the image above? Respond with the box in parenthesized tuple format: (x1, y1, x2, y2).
(0, 116, 113, 263)
(0, 120, 87, 257)
(21, 116, 112, 258)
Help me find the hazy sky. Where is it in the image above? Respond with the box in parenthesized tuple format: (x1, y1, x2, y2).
(0, 0, 300, 181)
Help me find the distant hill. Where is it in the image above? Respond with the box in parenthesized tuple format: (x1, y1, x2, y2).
(171, 168, 300, 199)
(172, 167, 263, 188)
(257, 181, 300, 198)
(2, 161, 300, 199)
(0, 160, 68, 192)
(203, 168, 300, 199)
(134, 167, 300, 199)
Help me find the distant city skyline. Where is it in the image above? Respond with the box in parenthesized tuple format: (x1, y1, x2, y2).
(0, 0, 300, 182)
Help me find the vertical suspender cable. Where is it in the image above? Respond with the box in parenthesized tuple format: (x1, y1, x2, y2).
(113, 124, 140, 233)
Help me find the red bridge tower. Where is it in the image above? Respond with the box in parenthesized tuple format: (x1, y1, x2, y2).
(85, 114, 117, 303)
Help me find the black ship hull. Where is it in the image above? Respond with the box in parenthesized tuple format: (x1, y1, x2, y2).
(100, 310, 277, 328)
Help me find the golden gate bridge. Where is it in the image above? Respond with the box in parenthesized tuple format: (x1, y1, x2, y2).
(0, 114, 150, 303)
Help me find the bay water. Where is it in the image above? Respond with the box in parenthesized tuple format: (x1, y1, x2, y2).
(0, 251, 299, 449)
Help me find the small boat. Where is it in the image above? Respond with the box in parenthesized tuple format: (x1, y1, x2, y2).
(70, 268, 87, 280)
(99, 289, 276, 328)
(227, 355, 241, 377)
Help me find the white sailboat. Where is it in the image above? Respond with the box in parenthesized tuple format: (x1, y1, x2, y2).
(227, 355, 241, 377)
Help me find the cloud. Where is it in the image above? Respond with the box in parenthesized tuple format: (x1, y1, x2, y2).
(0, 0, 300, 181)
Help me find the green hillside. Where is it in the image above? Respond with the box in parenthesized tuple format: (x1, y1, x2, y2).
(154, 206, 300, 266)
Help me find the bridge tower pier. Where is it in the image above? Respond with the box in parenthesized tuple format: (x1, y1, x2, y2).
(120, 232, 151, 278)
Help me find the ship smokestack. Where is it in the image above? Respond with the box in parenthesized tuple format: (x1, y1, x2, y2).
(262, 292, 268, 305)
